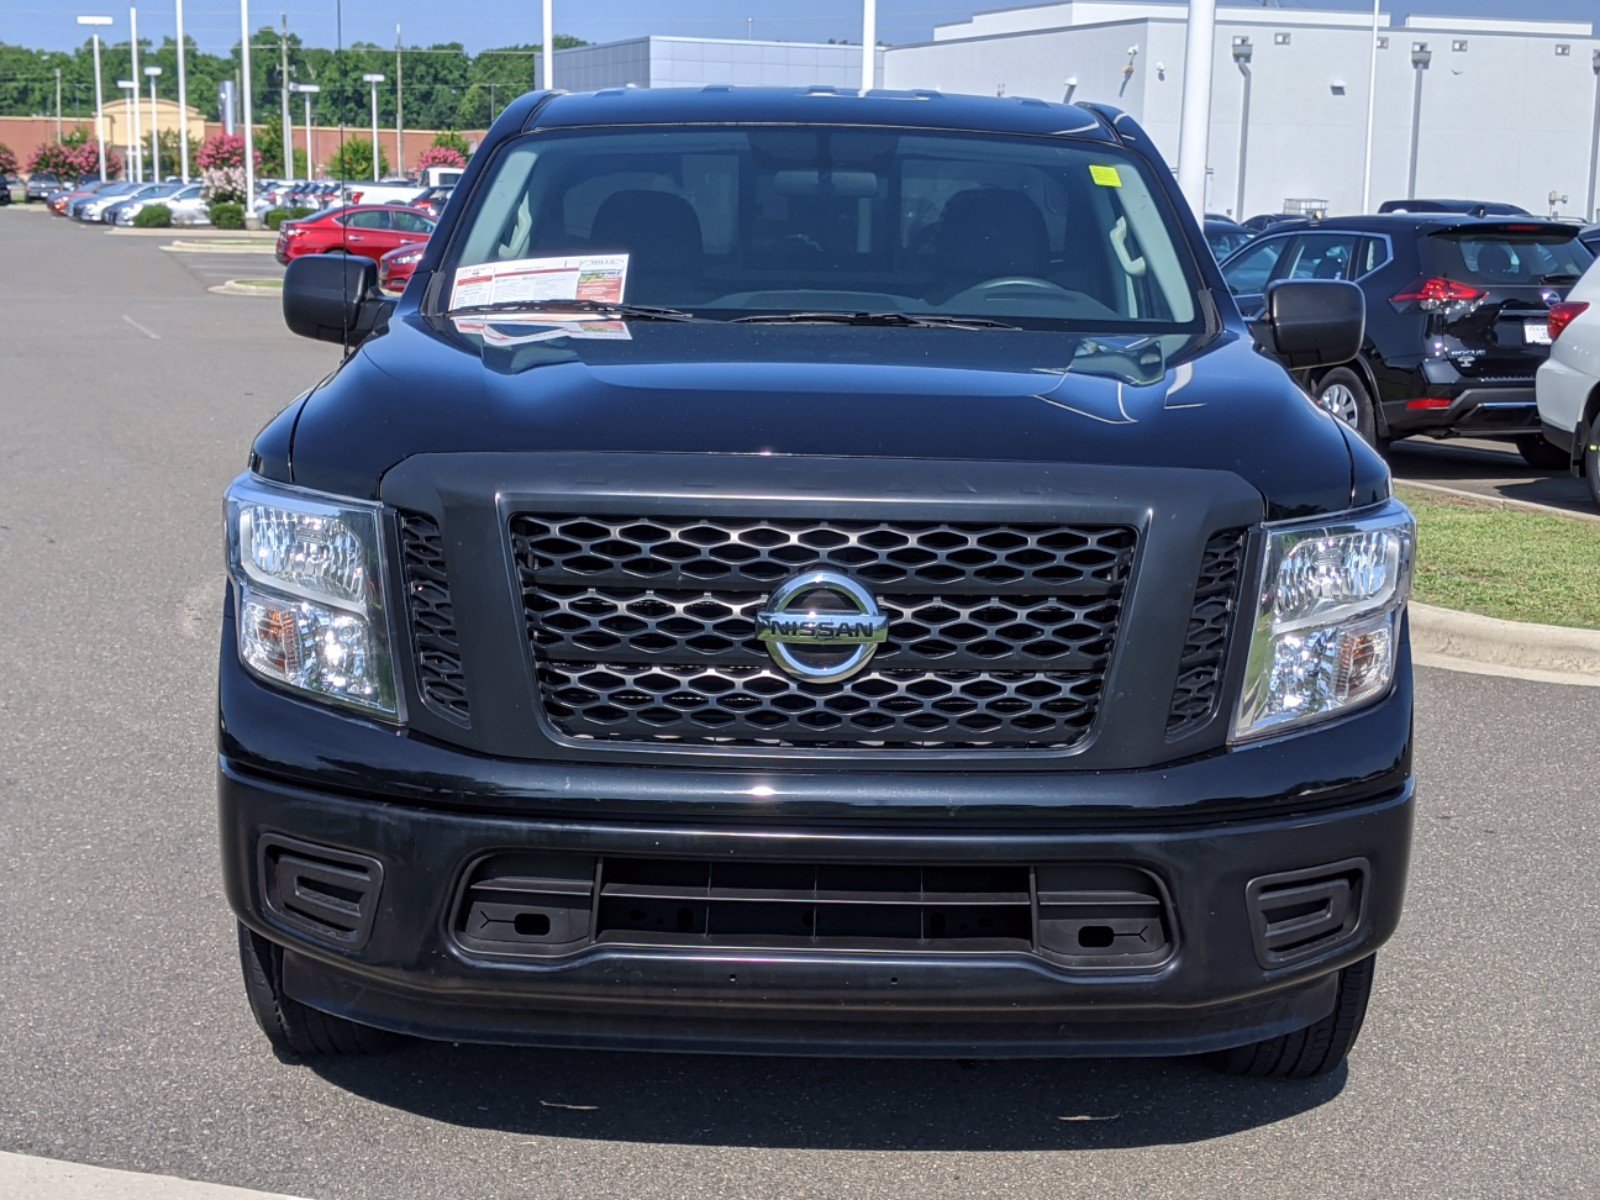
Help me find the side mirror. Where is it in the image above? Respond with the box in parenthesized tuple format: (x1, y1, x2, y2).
(283, 253, 392, 347)
(1250, 280, 1365, 369)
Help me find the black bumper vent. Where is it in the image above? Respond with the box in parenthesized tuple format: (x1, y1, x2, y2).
(397, 510, 471, 726)
(258, 835, 383, 948)
(510, 513, 1138, 752)
(1167, 528, 1249, 737)
(1247, 859, 1368, 968)
(452, 853, 1173, 969)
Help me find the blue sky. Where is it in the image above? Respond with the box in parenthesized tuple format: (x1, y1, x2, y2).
(5, 0, 1596, 54)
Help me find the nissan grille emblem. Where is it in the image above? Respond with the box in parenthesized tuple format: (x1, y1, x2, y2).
(755, 571, 889, 683)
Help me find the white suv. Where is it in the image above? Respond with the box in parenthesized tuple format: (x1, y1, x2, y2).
(1537, 257, 1600, 509)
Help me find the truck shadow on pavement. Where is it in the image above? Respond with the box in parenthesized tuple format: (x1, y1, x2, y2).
(306, 1046, 1345, 1149)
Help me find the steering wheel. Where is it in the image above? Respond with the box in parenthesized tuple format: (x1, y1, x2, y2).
(945, 276, 1072, 307)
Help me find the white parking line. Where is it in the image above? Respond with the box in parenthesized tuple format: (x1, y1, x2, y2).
(0, 1152, 310, 1199)
(121, 313, 161, 340)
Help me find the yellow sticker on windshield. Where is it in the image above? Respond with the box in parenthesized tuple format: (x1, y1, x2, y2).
(1089, 164, 1123, 188)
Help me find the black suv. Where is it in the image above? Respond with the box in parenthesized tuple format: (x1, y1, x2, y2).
(222, 88, 1415, 1078)
(1220, 214, 1595, 463)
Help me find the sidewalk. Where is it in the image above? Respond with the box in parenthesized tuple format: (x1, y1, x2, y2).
(0, 1153, 307, 1200)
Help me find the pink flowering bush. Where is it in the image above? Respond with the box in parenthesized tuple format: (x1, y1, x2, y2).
(0, 144, 17, 176)
(28, 140, 122, 182)
(197, 134, 262, 203)
(416, 145, 466, 171)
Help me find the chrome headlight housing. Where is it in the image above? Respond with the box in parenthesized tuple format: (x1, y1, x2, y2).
(1232, 498, 1414, 741)
(224, 473, 400, 719)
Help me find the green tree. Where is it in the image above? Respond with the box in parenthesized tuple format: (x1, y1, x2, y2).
(431, 130, 471, 159)
(325, 136, 388, 181)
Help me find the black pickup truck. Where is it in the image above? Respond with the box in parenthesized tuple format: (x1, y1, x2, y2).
(221, 87, 1415, 1078)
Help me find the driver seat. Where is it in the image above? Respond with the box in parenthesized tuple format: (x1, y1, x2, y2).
(930, 188, 1051, 298)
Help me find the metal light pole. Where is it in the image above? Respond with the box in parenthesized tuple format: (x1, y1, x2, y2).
(1406, 43, 1431, 201)
(129, 4, 143, 181)
(145, 65, 162, 180)
(292, 83, 319, 180)
(175, 0, 190, 181)
(1176, 0, 1217, 215)
(240, 0, 256, 215)
(395, 24, 404, 176)
(1359, 0, 1381, 213)
(1232, 38, 1252, 219)
(55, 69, 63, 143)
(1588, 50, 1600, 223)
(363, 73, 385, 181)
(118, 80, 136, 179)
(862, 0, 877, 90)
(279, 12, 293, 179)
(541, 0, 553, 89)
(77, 16, 112, 180)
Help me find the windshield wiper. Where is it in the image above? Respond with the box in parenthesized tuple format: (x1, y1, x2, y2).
(732, 310, 1021, 331)
(447, 298, 699, 322)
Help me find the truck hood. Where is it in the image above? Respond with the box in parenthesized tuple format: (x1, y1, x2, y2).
(286, 312, 1371, 520)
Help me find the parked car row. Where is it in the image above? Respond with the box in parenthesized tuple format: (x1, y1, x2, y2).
(1217, 212, 1595, 468)
(273, 203, 434, 271)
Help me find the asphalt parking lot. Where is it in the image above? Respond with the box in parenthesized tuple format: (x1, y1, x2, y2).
(1, 210, 1596, 1200)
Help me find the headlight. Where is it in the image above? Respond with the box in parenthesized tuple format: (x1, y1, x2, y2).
(1232, 498, 1413, 741)
(224, 473, 400, 718)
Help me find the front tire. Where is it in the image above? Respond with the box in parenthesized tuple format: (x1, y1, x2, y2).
(1515, 435, 1570, 472)
(1209, 955, 1375, 1079)
(1313, 368, 1379, 447)
(237, 923, 401, 1056)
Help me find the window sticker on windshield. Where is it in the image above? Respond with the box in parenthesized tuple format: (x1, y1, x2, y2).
(1089, 165, 1123, 188)
(449, 253, 629, 310)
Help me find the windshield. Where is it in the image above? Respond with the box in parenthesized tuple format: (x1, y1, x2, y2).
(442, 126, 1203, 331)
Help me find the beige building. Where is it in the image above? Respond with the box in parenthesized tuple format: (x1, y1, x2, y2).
(95, 97, 206, 175)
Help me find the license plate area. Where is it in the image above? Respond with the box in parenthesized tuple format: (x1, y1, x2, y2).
(1523, 320, 1551, 345)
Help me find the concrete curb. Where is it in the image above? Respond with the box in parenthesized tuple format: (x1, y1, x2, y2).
(163, 240, 278, 255)
(1397, 477, 1600, 526)
(0, 1152, 308, 1199)
(1410, 602, 1600, 684)
(209, 279, 282, 297)
(108, 226, 270, 240)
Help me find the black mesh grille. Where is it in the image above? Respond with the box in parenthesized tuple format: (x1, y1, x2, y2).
(511, 513, 1138, 751)
(1166, 529, 1249, 737)
(537, 661, 1104, 748)
(398, 510, 471, 725)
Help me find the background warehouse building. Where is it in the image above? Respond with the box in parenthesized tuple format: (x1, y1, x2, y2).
(539, 1, 1600, 222)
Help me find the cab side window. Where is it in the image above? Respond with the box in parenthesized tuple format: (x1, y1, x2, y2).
(1282, 234, 1360, 282)
(1221, 236, 1288, 297)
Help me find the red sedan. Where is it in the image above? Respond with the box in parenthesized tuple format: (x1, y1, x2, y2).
(275, 204, 435, 266)
(378, 241, 427, 294)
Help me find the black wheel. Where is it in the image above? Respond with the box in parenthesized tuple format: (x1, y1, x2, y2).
(1312, 367, 1379, 447)
(1209, 955, 1375, 1079)
(1515, 435, 1570, 472)
(1585, 414, 1600, 511)
(237, 923, 401, 1056)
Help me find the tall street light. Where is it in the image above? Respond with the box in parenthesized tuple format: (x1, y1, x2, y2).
(1359, 0, 1381, 213)
(76, 15, 113, 181)
(862, 0, 877, 90)
(1588, 50, 1600, 223)
(1176, 0, 1217, 215)
(1232, 38, 1252, 219)
(541, 0, 553, 89)
(175, 0, 190, 181)
(1406, 42, 1431, 201)
(145, 65, 162, 180)
(291, 83, 319, 180)
(129, 4, 143, 181)
(240, 0, 256, 219)
(363, 73, 386, 181)
(117, 79, 137, 179)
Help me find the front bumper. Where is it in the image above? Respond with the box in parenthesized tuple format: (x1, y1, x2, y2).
(221, 651, 1415, 1058)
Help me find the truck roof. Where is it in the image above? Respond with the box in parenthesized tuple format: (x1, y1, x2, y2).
(521, 86, 1119, 142)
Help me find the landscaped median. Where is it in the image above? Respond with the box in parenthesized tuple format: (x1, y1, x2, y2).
(1397, 484, 1600, 683)
(208, 278, 283, 297)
